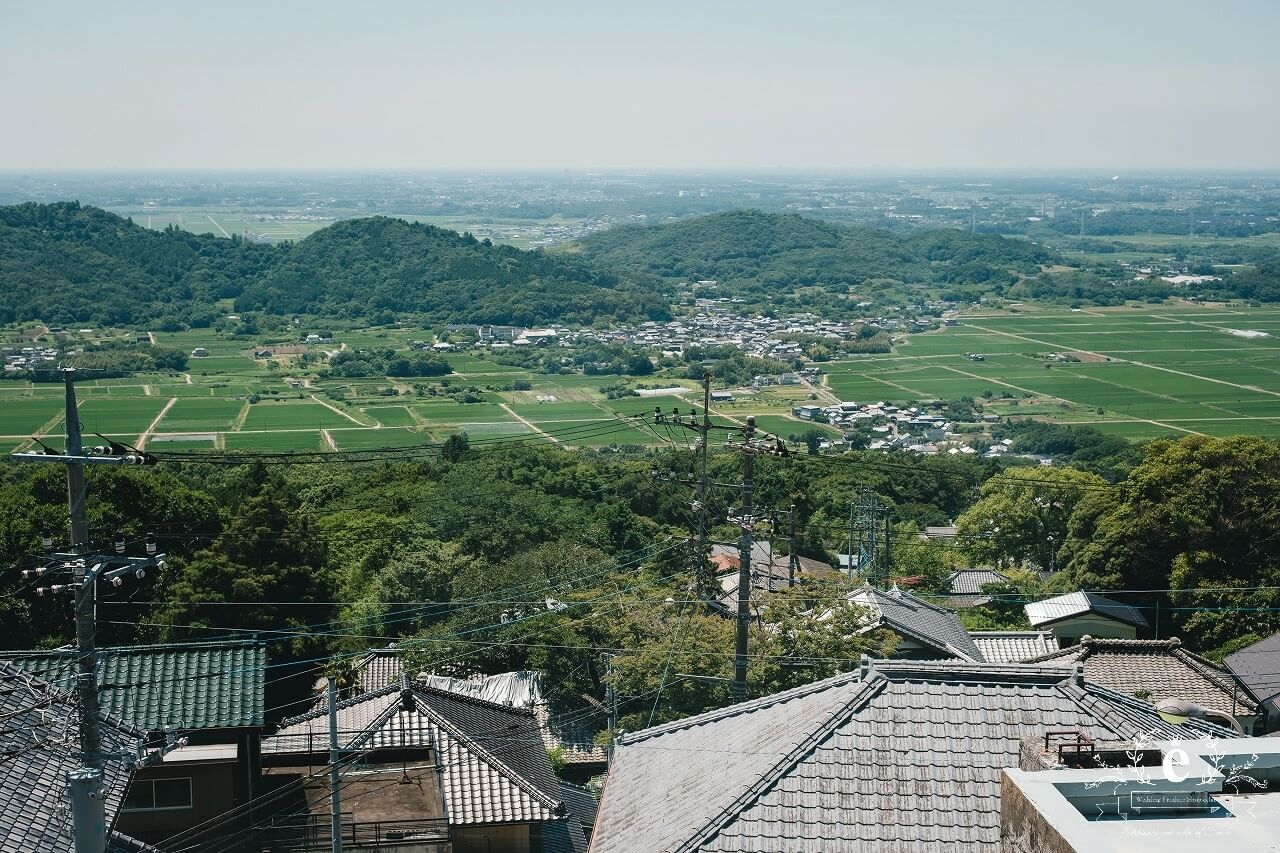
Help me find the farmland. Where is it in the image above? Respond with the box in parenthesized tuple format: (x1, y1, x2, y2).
(823, 303, 1280, 440)
(5, 302, 1280, 456)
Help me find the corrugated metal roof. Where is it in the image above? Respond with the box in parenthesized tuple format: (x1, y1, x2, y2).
(850, 585, 986, 662)
(592, 659, 1236, 853)
(1225, 633, 1280, 712)
(0, 662, 140, 853)
(1025, 637, 1257, 715)
(266, 680, 565, 826)
(969, 631, 1060, 663)
(0, 641, 265, 730)
(1025, 591, 1150, 630)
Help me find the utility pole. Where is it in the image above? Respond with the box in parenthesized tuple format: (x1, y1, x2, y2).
(695, 375, 711, 599)
(11, 368, 162, 853)
(882, 514, 892, 584)
(846, 502, 856, 577)
(604, 654, 617, 764)
(786, 504, 798, 588)
(732, 417, 756, 704)
(653, 375, 714, 600)
(327, 676, 343, 853)
(653, 405, 785, 703)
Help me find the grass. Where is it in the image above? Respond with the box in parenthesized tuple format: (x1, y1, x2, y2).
(223, 430, 325, 452)
(328, 427, 434, 450)
(0, 398, 68, 436)
(159, 398, 246, 432)
(360, 406, 418, 427)
(240, 401, 349, 431)
(75, 398, 169, 437)
(822, 304, 1280, 436)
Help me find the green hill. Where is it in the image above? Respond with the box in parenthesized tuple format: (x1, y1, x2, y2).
(234, 216, 669, 326)
(577, 210, 1060, 311)
(0, 203, 670, 327)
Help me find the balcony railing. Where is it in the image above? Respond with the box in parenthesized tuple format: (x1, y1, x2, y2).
(257, 815, 449, 850)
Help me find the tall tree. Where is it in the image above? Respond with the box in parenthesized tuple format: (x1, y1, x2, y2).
(956, 466, 1105, 571)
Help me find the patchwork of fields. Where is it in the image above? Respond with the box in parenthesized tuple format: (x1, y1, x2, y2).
(823, 304, 1280, 440)
(5, 303, 1280, 455)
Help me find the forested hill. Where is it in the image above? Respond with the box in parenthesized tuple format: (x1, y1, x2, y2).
(577, 210, 1060, 310)
(233, 216, 670, 325)
(0, 203, 670, 327)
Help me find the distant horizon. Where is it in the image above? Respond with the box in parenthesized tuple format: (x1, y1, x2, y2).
(4, 167, 1280, 177)
(3, 1, 1277, 172)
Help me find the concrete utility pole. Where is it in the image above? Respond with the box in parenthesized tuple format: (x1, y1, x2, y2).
(695, 376, 711, 598)
(732, 417, 756, 704)
(604, 655, 617, 765)
(653, 375, 715, 600)
(786, 504, 799, 588)
(11, 368, 164, 853)
(327, 676, 343, 853)
(654, 402, 786, 704)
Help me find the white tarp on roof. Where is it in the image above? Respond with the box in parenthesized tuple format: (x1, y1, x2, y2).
(420, 670, 544, 709)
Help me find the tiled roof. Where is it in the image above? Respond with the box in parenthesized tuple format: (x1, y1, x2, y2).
(849, 585, 985, 661)
(0, 641, 265, 730)
(1025, 637, 1258, 715)
(1025, 591, 1150, 630)
(1225, 633, 1280, 712)
(349, 652, 607, 765)
(266, 680, 566, 826)
(0, 662, 140, 853)
(969, 631, 1060, 663)
(592, 659, 1237, 853)
(350, 649, 543, 706)
(947, 568, 1007, 596)
(559, 782, 598, 834)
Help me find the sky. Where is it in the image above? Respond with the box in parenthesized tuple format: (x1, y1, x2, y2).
(1, 0, 1278, 172)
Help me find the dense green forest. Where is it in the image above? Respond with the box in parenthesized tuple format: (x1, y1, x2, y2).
(0, 203, 670, 328)
(576, 210, 1059, 312)
(2, 433, 1275, 728)
(6, 203, 1279, 332)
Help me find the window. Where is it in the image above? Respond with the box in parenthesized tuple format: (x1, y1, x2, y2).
(123, 778, 193, 811)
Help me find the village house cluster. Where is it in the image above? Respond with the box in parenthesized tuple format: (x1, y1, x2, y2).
(441, 291, 956, 359)
(2, 342, 60, 373)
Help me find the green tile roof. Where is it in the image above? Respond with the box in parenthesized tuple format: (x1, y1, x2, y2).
(0, 641, 265, 730)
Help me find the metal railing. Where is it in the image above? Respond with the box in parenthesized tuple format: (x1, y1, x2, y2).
(257, 815, 450, 850)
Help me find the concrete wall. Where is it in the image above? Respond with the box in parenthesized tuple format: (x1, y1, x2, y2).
(999, 772, 1078, 853)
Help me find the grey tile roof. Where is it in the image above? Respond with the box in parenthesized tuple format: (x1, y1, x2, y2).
(0, 662, 141, 853)
(266, 679, 565, 826)
(947, 568, 1007, 596)
(969, 631, 1060, 663)
(558, 782, 598, 834)
(349, 651, 607, 764)
(349, 649, 544, 707)
(592, 659, 1236, 853)
(1225, 633, 1280, 712)
(1025, 591, 1150, 630)
(849, 585, 985, 662)
(0, 641, 266, 730)
(1025, 637, 1258, 715)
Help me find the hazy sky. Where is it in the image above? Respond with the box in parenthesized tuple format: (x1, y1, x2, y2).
(2, 0, 1278, 171)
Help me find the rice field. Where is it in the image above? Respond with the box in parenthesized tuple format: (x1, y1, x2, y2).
(824, 304, 1280, 437)
(11, 304, 1280, 457)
